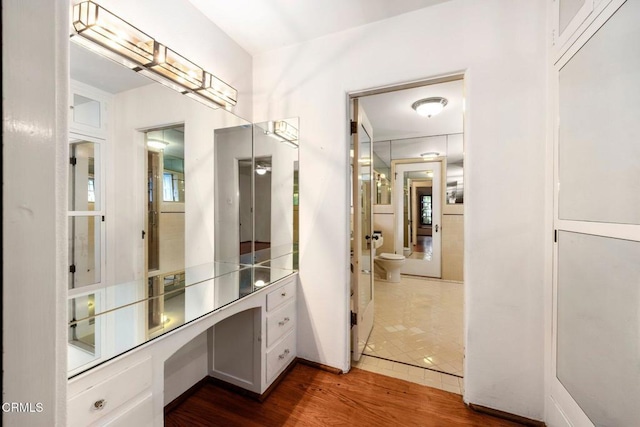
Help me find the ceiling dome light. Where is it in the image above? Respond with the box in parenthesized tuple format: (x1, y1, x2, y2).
(411, 97, 448, 118)
(420, 152, 440, 159)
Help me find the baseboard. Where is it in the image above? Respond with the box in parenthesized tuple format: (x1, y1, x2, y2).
(296, 357, 343, 375)
(164, 376, 209, 415)
(468, 403, 546, 427)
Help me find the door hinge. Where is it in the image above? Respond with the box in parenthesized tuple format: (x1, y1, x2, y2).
(554, 229, 557, 243)
(350, 311, 357, 326)
(102, 215, 105, 222)
(350, 120, 357, 135)
(69, 264, 76, 274)
(142, 230, 146, 240)
(69, 156, 77, 166)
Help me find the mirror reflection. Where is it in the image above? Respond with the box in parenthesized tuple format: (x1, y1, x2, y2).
(68, 37, 298, 377)
(359, 79, 464, 282)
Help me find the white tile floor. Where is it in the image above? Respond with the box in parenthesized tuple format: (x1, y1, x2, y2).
(353, 275, 464, 395)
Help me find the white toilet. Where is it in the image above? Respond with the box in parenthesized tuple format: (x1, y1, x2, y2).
(375, 253, 406, 282)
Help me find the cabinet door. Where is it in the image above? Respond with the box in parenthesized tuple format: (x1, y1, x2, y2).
(70, 81, 108, 138)
(551, 1, 640, 426)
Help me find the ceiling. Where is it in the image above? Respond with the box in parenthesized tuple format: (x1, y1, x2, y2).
(188, 0, 452, 55)
(358, 79, 464, 171)
(70, 41, 152, 94)
(359, 79, 463, 142)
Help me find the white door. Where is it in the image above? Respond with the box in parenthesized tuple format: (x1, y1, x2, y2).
(550, 1, 640, 426)
(394, 162, 441, 278)
(351, 99, 375, 361)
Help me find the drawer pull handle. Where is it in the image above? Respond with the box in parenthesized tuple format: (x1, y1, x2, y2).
(278, 349, 290, 360)
(278, 317, 290, 326)
(281, 292, 287, 297)
(93, 399, 106, 410)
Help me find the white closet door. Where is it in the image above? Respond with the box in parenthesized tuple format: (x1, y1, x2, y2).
(551, 1, 640, 426)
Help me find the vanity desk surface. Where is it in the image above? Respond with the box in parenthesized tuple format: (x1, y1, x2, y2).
(67, 263, 298, 427)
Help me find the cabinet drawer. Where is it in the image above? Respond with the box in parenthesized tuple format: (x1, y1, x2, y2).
(102, 393, 153, 427)
(266, 277, 296, 312)
(68, 357, 152, 427)
(266, 302, 296, 348)
(266, 331, 296, 384)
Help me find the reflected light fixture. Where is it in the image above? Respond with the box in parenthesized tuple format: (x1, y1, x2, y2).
(147, 139, 168, 150)
(411, 97, 448, 118)
(420, 151, 440, 159)
(265, 120, 299, 148)
(255, 165, 268, 175)
(254, 280, 266, 288)
(72, 1, 237, 110)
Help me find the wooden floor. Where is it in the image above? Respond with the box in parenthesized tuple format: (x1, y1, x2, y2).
(165, 363, 522, 426)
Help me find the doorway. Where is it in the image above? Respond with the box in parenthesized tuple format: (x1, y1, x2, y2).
(349, 76, 465, 395)
(144, 125, 187, 339)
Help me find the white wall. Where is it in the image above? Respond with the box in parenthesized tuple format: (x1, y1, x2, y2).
(164, 330, 209, 405)
(252, 0, 547, 420)
(2, 0, 69, 425)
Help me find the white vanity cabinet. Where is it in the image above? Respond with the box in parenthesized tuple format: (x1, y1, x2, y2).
(264, 279, 297, 385)
(68, 273, 298, 426)
(210, 274, 297, 394)
(67, 357, 153, 427)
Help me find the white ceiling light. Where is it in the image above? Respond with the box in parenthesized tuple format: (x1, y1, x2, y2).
(147, 139, 168, 150)
(411, 97, 448, 118)
(256, 165, 271, 175)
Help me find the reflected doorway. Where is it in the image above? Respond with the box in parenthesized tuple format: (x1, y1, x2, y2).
(145, 125, 186, 339)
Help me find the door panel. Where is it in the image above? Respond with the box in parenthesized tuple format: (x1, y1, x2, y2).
(351, 99, 374, 361)
(552, 1, 640, 425)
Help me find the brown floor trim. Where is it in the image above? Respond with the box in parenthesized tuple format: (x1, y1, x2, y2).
(164, 376, 209, 415)
(296, 357, 343, 375)
(468, 403, 546, 427)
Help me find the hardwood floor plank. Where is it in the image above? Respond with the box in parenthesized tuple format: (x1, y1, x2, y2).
(166, 364, 523, 426)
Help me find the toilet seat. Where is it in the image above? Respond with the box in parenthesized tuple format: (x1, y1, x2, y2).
(379, 253, 405, 260)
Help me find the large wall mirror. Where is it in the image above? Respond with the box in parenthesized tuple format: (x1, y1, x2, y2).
(214, 119, 299, 270)
(68, 27, 298, 376)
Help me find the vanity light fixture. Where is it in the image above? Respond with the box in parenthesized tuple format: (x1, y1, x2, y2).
(72, 1, 238, 109)
(147, 139, 169, 150)
(420, 151, 440, 159)
(264, 120, 299, 148)
(255, 166, 268, 175)
(411, 97, 448, 118)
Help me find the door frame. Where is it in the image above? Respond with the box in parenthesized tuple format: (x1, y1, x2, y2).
(346, 72, 466, 372)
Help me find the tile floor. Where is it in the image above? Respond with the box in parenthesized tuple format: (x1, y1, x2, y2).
(354, 275, 464, 394)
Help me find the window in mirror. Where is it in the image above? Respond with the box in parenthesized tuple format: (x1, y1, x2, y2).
(421, 195, 433, 225)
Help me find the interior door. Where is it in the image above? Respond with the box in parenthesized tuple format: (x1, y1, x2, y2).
(551, 1, 640, 426)
(351, 98, 375, 361)
(394, 162, 441, 278)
